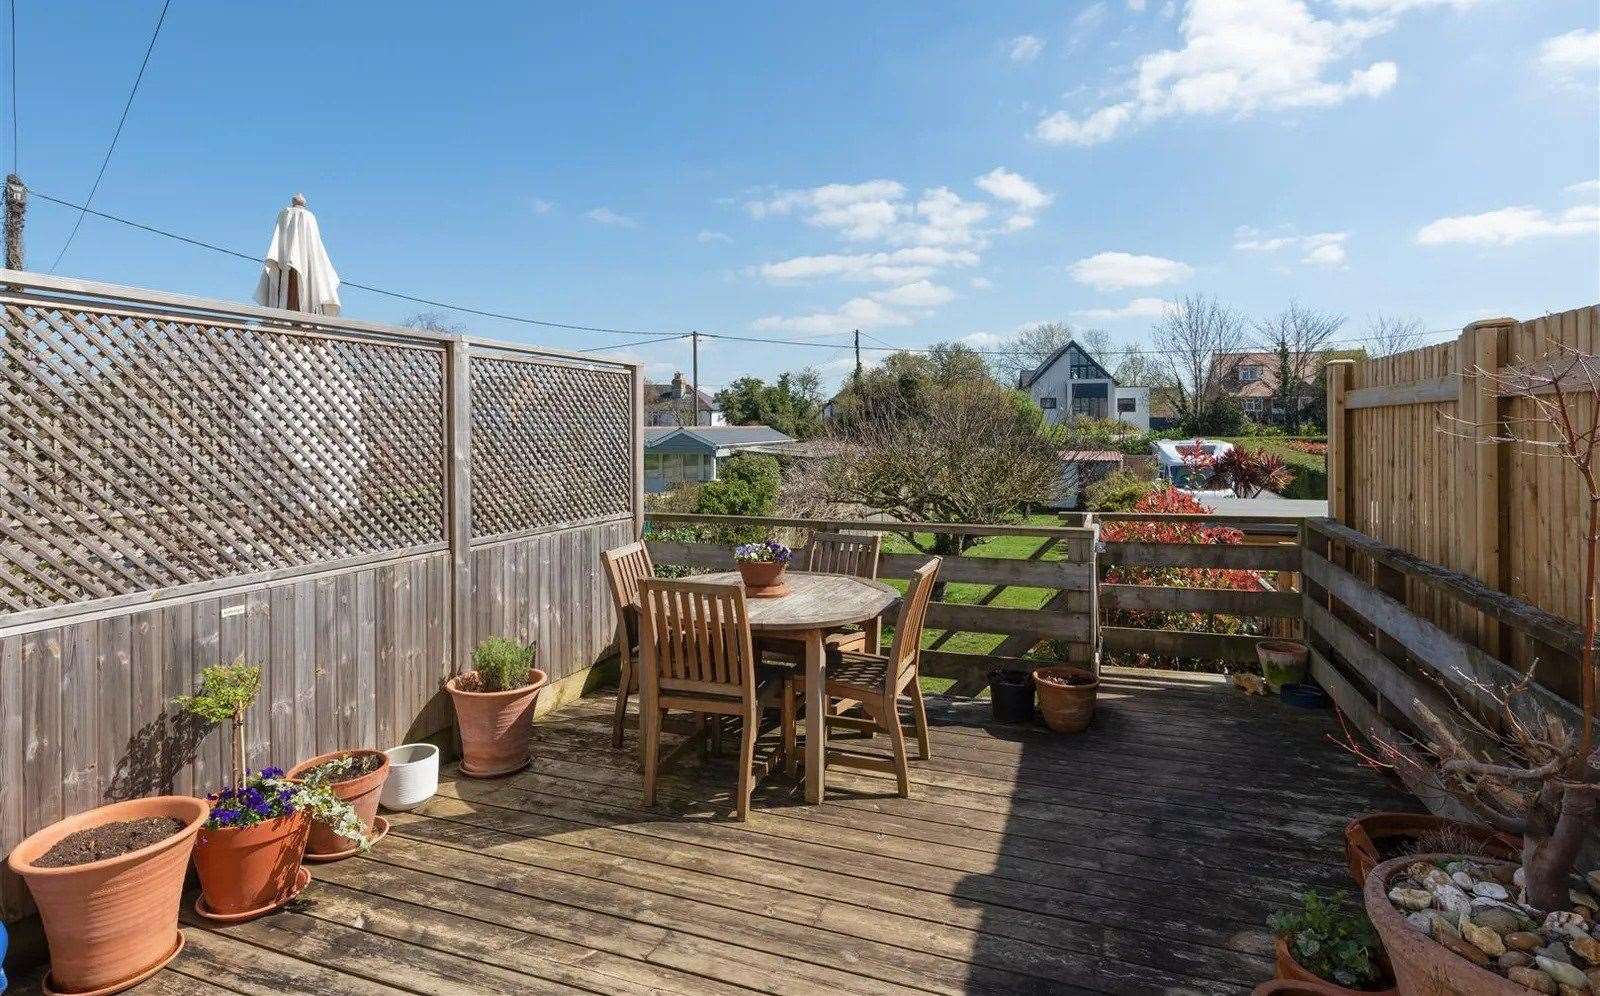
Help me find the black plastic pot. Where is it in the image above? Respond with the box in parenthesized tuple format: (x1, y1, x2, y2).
(1280, 682, 1331, 709)
(987, 669, 1034, 724)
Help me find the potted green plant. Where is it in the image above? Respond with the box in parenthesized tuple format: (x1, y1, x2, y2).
(1269, 890, 1395, 994)
(734, 539, 792, 597)
(178, 662, 365, 920)
(286, 748, 391, 860)
(446, 637, 548, 777)
(1258, 639, 1309, 692)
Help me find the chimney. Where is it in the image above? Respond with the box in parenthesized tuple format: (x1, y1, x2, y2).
(671, 371, 687, 399)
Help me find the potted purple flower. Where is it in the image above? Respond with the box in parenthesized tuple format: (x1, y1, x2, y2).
(735, 539, 793, 596)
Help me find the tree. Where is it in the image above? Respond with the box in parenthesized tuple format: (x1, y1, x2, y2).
(1254, 301, 1346, 428)
(714, 369, 825, 439)
(1113, 345, 1160, 388)
(404, 312, 466, 334)
(693, 452, 780, 518)
(825, 383, 1062, 560)
(829, 342, 993, 428)
(1367, 313, 1424, 357)
(1156, 294, 1249, 434)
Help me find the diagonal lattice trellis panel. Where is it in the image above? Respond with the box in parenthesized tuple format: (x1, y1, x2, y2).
(470, 354, 633, 538)
(0, 300, 447, 611)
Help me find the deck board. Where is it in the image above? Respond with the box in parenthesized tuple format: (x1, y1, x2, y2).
(9, 667, 1415, 996)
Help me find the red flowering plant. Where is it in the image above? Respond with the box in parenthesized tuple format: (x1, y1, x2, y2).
(1211, 446, 1292, 498)
(1095, 486, 1269, 670)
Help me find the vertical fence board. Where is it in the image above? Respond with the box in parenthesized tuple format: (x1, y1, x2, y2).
(23, 630, 62, 835)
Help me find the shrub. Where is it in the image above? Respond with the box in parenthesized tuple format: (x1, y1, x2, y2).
(1211, 446, 1292, 497)
(177, 662, 262, 788)
(1269, 891, 1382, 990)
(471, 637, 536, 692)
(1285, 439, 1327, 456)
(1237, 418, 1287, 438)
(1085, 469, 1157, 512)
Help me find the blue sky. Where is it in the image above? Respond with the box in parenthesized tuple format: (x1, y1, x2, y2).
(10, 1, 1598, 392)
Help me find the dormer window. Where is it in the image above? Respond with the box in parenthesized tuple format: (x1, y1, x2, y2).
(1239, 364, 1264, 383)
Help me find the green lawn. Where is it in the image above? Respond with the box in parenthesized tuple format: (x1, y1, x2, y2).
(1217, 436, 1328, 499)
(880, 513, 1064, 695)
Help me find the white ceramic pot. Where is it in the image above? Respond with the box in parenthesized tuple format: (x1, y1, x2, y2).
(379, 743, 439, 812)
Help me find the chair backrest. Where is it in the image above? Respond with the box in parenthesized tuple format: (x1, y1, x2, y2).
(636, 578, 757, 701)
(805, 531, 883, 579)
(888, 558, 941, 679)
(602, 541, 655, 611)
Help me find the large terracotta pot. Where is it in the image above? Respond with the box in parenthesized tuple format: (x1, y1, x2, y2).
(287, 748, 390, 857)
(7, 796, 207, 995)
(737, 560, 787, 591)
(447, 668, 548, 778)
(1343, 812, 1521, 888)
(1032, 666, 1097, 733)
(1275, 936, 1397, 996)
(1363, 852, 1525, 996)
(191, 809, 310, 917)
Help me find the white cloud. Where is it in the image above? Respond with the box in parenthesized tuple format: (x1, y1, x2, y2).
(1331, 0, 1487, 11)
(528, 198, 554, 215)
(904, 187, 989, 247)
(753, 296, 911, 334)
(1033, 0, 1405, 147)
(1416, 203, 1600, 247)
(755, 246, 979, 284)
(1072, 297, 1174, 321)
(1235, 226, 1348, 266)
(1567, 179, 1600, 198)
(960, 331, 1007, 349)
(975, 167, 1054, 232)
(745, 180, 907, 241)
(872, 280, 956, 308)
(585, 207, 636, 227)
(1008, 35, 1044, 63)
(697, 230, 733, 244)
(1068, 251, 1194, 290)
(970, 276, 995, 291)
(1127, 0, 1148, 10)
(1537, 29, 1600, 85)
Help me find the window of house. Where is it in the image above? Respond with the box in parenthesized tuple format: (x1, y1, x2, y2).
(1039, 397, 1057, 409)
(1069, 362, 1099, 380)
(1239, 364, 1264, 383)
(1117, 397, 1136, 414)
(1244, 398, 1266, 414)
(1071, 396, 1106, 418)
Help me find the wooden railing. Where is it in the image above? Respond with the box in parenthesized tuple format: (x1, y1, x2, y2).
(1087, 513, 1306, 664)
(1302, 518, 1584, 822)
(642, 512, 1096, 695)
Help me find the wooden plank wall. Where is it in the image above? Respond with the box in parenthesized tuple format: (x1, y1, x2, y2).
(0, 517, 626, 920)
(1334, 304, 1596, 700)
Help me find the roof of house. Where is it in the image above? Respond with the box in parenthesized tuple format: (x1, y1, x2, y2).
(644, 376, 717, 412)
(644, 425, 795, 453)
(1060, 450, 1125, 463)
(1018, 341, 1115, 390)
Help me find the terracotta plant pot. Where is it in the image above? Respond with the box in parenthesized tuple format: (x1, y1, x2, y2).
(1274, 936, 1397, 996)
(447, 668, 549, 778)
(286, 748, 390, 857)
(1258, 639, 1309, 692)
(1364, 852, 1524, 995)
(191, 809, 310, 917)
(737, 560, 787, 591)
(1032, 666, 1097, 734)
(7, 796, 208, 995)
(1343, 811, 1521, 888)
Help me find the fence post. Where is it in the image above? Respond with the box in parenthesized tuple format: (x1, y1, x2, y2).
(445, 336, 474, 677)
(631, 361, 646, 539)
(1461, 318, 1511, 657)
(1324, 359, 1354, 525)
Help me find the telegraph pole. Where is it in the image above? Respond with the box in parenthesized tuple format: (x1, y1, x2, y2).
(853, 329, 862, 389)
(690, 330, 700, 426)
(4, 175, 24, 270)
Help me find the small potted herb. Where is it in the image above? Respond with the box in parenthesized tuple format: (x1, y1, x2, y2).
(734, 538, 792, 595)
(446, 637, 548, 777)
(286, 748, 391, 860)
(1269, 890, 1395, 994)
(178, 662, 365, 920)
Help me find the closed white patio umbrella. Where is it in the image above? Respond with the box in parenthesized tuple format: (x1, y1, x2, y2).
(253, 193, 342, 315)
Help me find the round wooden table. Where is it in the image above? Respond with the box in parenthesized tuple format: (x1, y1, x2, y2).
(693, 570, 900, 803)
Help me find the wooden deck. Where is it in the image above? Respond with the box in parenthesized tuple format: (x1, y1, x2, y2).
(13, 668, 1415, 996)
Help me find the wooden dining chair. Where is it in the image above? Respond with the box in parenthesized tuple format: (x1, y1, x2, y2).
(804, 557, 941, 797)
(602, 541, 655, 749)
(637, 577, 795, 820)
(805, 531, 883, 656)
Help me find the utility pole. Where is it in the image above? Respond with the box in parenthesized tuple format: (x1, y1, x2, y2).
(4, 175, 24, 270)
(853, 329, 862, 389)
(690, 330, 700, 426)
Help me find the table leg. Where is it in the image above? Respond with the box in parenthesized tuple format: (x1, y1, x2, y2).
(804, 629, 826, 804)
(864, 614, 882, 655)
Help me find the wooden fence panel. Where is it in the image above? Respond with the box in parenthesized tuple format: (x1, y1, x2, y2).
(1332, 304, 1597, 699)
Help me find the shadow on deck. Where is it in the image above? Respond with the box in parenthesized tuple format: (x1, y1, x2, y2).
(12, 667, 1416, 996)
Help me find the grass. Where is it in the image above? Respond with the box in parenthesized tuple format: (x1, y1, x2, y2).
(878, 513, 1065, 695)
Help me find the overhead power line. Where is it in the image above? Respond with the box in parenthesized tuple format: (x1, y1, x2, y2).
(49, 0, 172, 273)
(25, 187, 1468, 359)
(9, 0, 18, 175)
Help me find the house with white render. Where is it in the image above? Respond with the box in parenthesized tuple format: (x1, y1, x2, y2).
(1018, 342, 1149, 431)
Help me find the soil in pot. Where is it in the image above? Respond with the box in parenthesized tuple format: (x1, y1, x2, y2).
(1366, 852, 1572, 995)
(1033, 666, 1097, 734)
(6, 796, 208, 996)
(987, 669, 1034, 724)
(1344, 812, 1520, 888)
(34, 817, 185, 868)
